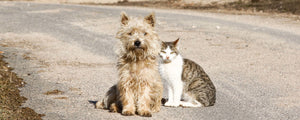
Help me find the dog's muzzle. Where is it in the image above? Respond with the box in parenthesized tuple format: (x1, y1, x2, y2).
(134, 40, 141, 47)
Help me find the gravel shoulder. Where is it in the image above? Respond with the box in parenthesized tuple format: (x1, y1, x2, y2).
(0, 2, 299, 120)
(0, 54, 44, 119)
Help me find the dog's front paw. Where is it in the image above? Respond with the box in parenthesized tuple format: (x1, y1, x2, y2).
(151, 106, 160, 113)
(164, 101, 180, 107)
(138, 110, 152, 117)
(122, 110, 135, 116)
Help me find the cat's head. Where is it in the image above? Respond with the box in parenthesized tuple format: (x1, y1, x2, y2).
(159, 38, 180, 64)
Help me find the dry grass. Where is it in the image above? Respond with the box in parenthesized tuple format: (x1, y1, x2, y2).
(0, 55, 44, 120)
(223, 0, 300, 14)
(44, 89, 64, 95)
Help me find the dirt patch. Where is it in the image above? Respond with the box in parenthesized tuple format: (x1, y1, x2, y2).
(0, 54, 44, 120)
(43, 89, 64, 95)
(53, 97, 68, 99)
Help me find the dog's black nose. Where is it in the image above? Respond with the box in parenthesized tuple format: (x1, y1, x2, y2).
(134, 40, 141, 47)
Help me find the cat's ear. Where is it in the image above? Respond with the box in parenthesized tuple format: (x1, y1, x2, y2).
(173, 38, 180, 50)
(121, 11, 129, 25)
(174, 38, 180, 47)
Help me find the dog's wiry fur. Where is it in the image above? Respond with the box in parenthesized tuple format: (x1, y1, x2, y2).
(96, 12, 163, 117)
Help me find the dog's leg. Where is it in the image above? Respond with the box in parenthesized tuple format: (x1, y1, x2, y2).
(151, 97, 161, 113)
(96, 85, 118, 109)
(137, 86, 152, 117)
(118, 81, 135, 116)
(109, 103, 117, 112)
(120, 90, 135, 115)
(151, 82, 162, 113)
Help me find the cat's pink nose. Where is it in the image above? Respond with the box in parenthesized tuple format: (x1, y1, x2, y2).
(166, 56, 169, 59)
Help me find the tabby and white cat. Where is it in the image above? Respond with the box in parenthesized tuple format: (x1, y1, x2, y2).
(159, 38, 216, 107)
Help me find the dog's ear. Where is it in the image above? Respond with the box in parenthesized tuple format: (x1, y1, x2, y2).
(161, 41, 166, 48)
(144, 12, 155, 27)
(121, 11, 129, 25)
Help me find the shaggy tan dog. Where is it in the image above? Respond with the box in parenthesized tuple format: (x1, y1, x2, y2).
(96, 12, 163, 117)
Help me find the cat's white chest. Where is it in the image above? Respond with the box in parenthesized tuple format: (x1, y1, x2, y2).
(159, 55, 183, 83)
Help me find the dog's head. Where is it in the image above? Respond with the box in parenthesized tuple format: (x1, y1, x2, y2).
(116, 12, 161, 60)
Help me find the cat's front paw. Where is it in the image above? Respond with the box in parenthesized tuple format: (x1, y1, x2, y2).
(164, 101, 180, 107)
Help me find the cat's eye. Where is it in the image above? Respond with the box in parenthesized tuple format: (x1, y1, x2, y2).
(144, 32, 148, 36)
(171, 52, 175, 54)
(128, 32, 132, 35)
(161, 51, 166, 53)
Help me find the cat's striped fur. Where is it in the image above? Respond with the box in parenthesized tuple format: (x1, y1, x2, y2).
(182, 58, 216, 107)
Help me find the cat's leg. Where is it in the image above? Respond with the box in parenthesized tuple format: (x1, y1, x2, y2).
(179, 100, 203, 108)
(192, 100, 203, 107)
(165, 80, 182, 107)
(172, 80, 183, 107)
(164, 85, 174, 106)
(180, 93, 203, 107)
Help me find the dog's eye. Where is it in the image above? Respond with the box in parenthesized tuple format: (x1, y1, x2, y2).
(144, 32, 148, 36)
(161, 51, 166, 53)
(128, 32, 132, 35)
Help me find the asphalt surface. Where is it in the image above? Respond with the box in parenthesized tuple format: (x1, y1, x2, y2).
(0, 2, 299, 120)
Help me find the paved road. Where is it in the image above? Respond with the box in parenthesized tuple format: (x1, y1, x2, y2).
(1, 2, 300, 120)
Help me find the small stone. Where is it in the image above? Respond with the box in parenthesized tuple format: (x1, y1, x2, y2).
(23, 73, 31, 77)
